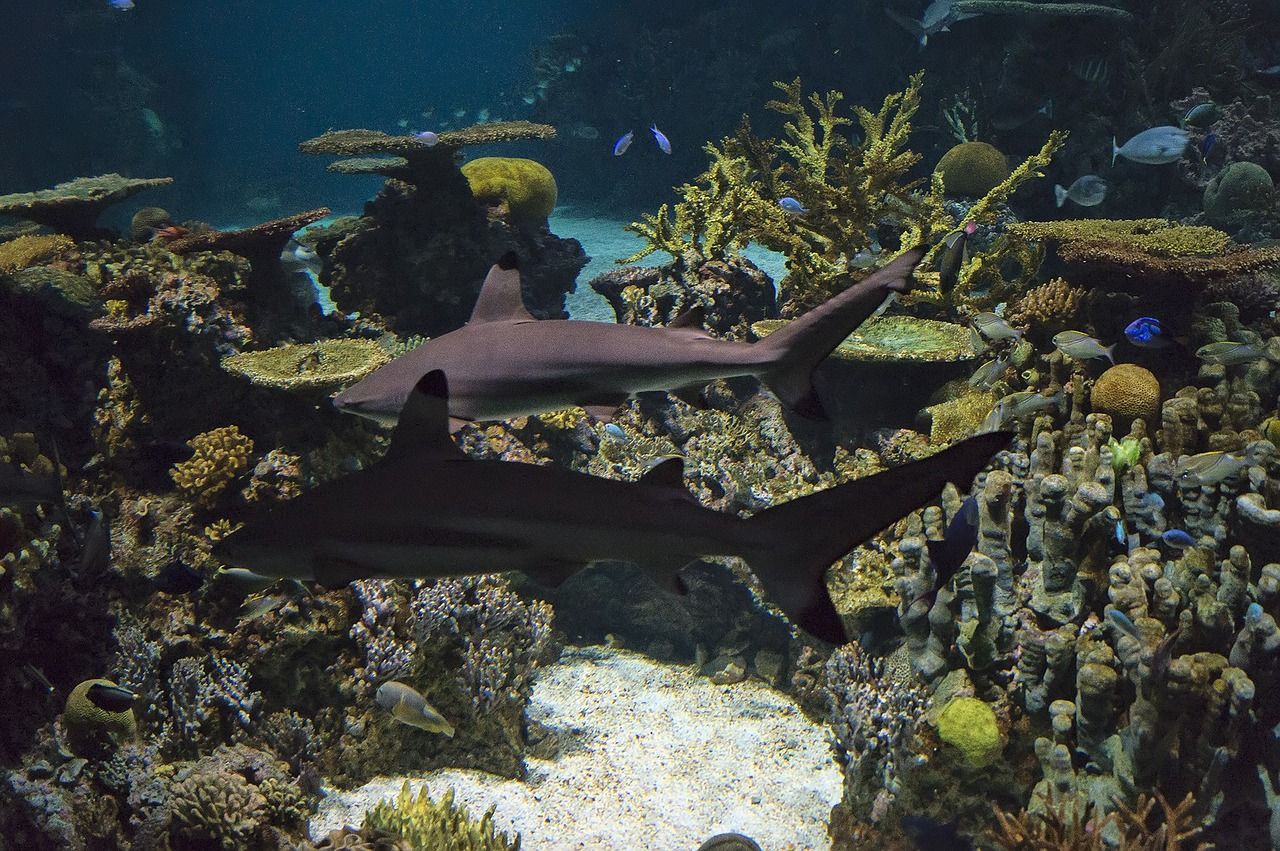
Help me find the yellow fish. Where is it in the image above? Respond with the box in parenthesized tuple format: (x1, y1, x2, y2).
(375, 681, 455, 736)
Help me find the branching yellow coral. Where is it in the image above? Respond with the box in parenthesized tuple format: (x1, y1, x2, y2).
(364, 780, 520, 851)
(1006, 278, 1085, 331)
(171, 426, 255, 506)
(0, 233, 73, 273)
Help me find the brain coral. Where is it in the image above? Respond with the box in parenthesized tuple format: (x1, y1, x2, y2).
(62, 678, 136, 758)
(462, 157, 558, 226)
(936, 695, 1001, 767)
(171, 425, 255, 506)
(935, 142, 1010, 197)
(1091, 363, 1161, 424)
(1203, 161, 1274, 225)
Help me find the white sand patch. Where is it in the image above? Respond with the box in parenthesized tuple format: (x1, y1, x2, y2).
(313, 646, 840, 850)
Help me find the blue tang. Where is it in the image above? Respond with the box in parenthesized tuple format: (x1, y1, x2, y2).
(1124, 317, 1174, 348)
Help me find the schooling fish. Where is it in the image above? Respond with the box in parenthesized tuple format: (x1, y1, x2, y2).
(412, 131, 439, 147)
(1054, 175, 1108, 208)
(376, 681, 455, 736)
(937, 222, 975, 294)
(1196, 341, 1264, 366)
(108, 0, 135, 9)
(1161, 529, 1196, 549)
(1124, 316, 1174, 349)
(1181, 103, 1218, 129)
(779, 197, 809, 215)
(612, 130, 634, 157)
(1053, 330, 1115, 363)
(86, 682, 138, 712)
(650, 124, 671, 154)
(1176, 451, 1247, 485)
(968, 356, 1009, 390)
(1112, 126, 1189, 165)
(972, 312, 1022, 342)
(920, 495, 979, 606)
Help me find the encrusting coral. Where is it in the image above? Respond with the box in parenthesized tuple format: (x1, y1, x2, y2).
(936, 696, 1002, 767)
(0, 234, 73, 273)
(170, 425, 255, 506)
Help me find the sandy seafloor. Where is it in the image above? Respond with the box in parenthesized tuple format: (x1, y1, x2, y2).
(312, 647, 841, 850)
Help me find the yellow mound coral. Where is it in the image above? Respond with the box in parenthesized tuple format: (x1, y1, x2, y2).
(221, 339, 390, 393)
(925, 390, 997, 444)
(1091, 363, 1161, 424)
(462, 157, 557, 226)
(0, 233, 73, 273)
(935, 142, 1010, 197)
(171, 425, 255, 506)
(62, 678, 136, 758)
(936, 695, 1001, 767)
(364, 780, 520, 851)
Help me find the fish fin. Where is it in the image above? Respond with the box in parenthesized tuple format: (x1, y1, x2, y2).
(1106, 343, 1116, 364)
(1112, 136, 1120, 166)
(448, 417, 471, 433)
(884, 7, 921, 36)
(581, 395, 630, 423)
(1054, 185, 1067, 207)
(525, 561, 583, 588)
(386, 371, 468, 461)
(639, 457, 686, 489)
(746, 431, 1013, 645)
(668, 385, 706, 409)
(313, 557, 369, 590)
(668, 304, 705, 329)
(468, 253, 534, 324)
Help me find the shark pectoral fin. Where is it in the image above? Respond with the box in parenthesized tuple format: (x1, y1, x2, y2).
(387, 371, 468, 461)
(668, 304, 705, 329)
(468, 252, 535, 323)
(639, 457, 686, 489)
(313, 557, 367, 590)
(448, 417, 471, 433)
(525, 561, 583, 589)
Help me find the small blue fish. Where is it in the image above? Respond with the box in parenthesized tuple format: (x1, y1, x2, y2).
(1142, 492, 1165, 512)
(412, 131, 439, 147)
(613, 131, 634, 157)
(603, 423, 627, 441)
(1113, 518, 1127, 549)
(1124, 317, 1174, 349)
(650, 124, 671, 154)
(1199, 132, 1218, 159)
(1246, 602, 1264, 623)
(1106, 608, 1142, 642)
(779, 197, 809, 215)
(108, 0, 135, 9)
(1161, 529, 1196, 549)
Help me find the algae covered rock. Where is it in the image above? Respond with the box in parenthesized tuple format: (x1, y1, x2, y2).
(221, 339, 390, 393)
(1203, 161, 1275, 226)
(935, 696, 1001, 767)
(936, 142, 1010, 197)
(62, 678, 137, 758)
(463, 157, 558, 226)
(1091, 363, 1161, 424)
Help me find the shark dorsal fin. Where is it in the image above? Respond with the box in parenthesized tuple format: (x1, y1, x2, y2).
(469, 252, 534, 324)
(668, 304, 705, 329)
(387, 370, 467, 461)
(639, 457, 686, 489)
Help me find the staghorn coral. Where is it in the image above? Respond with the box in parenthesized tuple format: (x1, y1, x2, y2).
(363, 780, 520, 851)
(0, 234, 73, 273)
(0, 174, 173, 239)
(461, 157, 558, 227)
(170, 426, 255, 507)
(935, 142, 1009, 197)
(221, 339, 390, 393)
(1090, 365, 1161, 425)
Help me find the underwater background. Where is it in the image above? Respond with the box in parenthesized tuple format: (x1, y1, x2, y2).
(5, 0, 1280, 848)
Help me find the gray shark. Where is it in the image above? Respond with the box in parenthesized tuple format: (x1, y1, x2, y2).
(215, 370, 1012, 645)
(333, 248, 926, 431)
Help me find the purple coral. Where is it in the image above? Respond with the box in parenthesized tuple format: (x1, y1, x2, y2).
(349, 579, 415, 691)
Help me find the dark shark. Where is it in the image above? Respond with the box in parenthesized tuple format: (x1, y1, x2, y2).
(333, 248, 926, 430)
(216, 370, 1012, 645)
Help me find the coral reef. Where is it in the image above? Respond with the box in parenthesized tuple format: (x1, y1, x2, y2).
(170, 425, 255, 506)
(61, 679, 137, 759)
(0, 174, 173, 240)
(362, 780, 520, 851)
(0, 234, 73, 273)
(461, 157, 558, 228)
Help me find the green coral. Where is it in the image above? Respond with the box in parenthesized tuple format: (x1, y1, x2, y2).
(364, 780, 520, 851)
(62, 678, 136, 758)
(221, 339, 391, 393)
(1203, 162, 1274, 226)
(462, 157, 558, 226)
(935, 141, 1009, 196)
(936, 696, 1001, 767)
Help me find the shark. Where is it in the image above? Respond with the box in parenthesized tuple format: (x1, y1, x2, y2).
(215, 370, 1013, 645)
(333, 247, 926, 431)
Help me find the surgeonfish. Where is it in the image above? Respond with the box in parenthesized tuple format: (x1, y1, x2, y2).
(613, 131, 634, 157)
(972, 312, 1022, 342)
(1195, 341, 1264, 366)
(1053, 175, 1108, 208)
(779, 197, 809, 215)
(884, 0, 981, 47)
(85, 682, 138, 712)
(1112, 126, 1190, 165)
(1052, 330, 1115, 363)
(1124, 316, 1174, 349)
(376, 681, 455, 736)
(1181, 103, 1218, 128)
(650, 124, 671, 154)
(1068, 55, 1111, 85)
(1161, 529, 1196, 549)
(1175, 451, 1247, 485)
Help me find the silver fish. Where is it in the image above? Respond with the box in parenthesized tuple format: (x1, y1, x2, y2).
(980, 390, 1060, 432)
(1106, 608, 1142, 642)
(937, 226, 971, 294)
(376, 681, 455, 736)
(238, 593, 287, 622)
(1053, 330, 1115, 363)
(1176, 451, 1247, 485)
(1112, 126, 1189, 165)
(968, 356, 1008, 390)
(1195, 341, 1264, 366)
(1054, 175, 1108, 208)
(972, 312, 1023, 342)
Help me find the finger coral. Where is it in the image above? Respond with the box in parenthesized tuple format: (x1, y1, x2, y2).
(363, 780, 520, 851)
(170, 425, 255, 506)
(1005, 277, 1084, 334)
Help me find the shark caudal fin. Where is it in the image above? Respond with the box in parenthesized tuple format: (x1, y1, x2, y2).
(756, 247, 925, 418)
(744, 431, 1013, 644)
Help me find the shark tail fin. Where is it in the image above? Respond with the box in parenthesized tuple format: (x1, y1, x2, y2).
(756, 247, 925, 419)
(744, 431, 1012, 645)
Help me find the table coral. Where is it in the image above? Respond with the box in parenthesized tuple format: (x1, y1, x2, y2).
(221, 339, 390, 393)
(753, 315, 978, 363)
(0, 174, 173, 240)
(170, 425, 255, 507)
(935, 142, 1009, 197)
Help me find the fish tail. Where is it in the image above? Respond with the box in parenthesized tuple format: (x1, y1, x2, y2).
(1112, 136, 1120, 166)
(1054, 184, 1068, 207)
(1106, 343, 1117, 364)
(743, 432, 1012, 644)
(756, 247, 925, 418)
